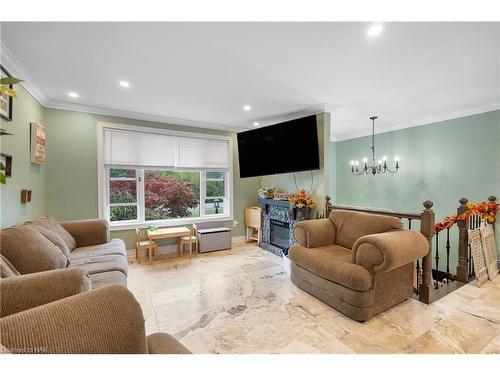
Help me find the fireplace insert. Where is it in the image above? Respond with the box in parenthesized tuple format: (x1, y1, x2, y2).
(270, 219, 290, 251)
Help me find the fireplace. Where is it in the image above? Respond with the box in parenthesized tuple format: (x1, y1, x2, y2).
(270, 219, 290, 250)
(258, 198, 311, 256)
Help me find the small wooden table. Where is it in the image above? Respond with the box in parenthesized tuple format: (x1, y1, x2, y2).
(147, 226, 193, 259)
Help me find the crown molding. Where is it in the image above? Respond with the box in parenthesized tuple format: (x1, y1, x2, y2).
(44, 99, 250, 132)
(332, 101, 500, 142)
(0, 41, 48, 105)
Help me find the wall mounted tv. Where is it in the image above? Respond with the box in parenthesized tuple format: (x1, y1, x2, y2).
(237, 115, 320, 178)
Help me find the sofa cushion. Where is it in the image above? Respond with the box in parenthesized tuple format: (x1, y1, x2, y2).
(289, 244, 372, 291)
(69, 254, 128, 276)
(25, 224, 71, 264)
(69, 239, 127, 261)
(89, 271, 127, 289)
(329, 210, 403, 249)
(25, 217, 76, 250)
(0, 226, 68, 274)
(1, 254, 20, 278)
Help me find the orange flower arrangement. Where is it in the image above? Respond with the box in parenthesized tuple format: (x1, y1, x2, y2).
(288, 189, 315, 209)
(435, 201, 499, 233)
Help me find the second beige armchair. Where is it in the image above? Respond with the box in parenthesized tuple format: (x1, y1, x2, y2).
(289, 209, 429, 321)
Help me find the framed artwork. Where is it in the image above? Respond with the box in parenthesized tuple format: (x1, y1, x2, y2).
(0, 65, 13, 121)
(0, 153, 12, 177)
(30, 122, 46, 164)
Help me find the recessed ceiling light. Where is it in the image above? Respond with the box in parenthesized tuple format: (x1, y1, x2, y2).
(119, 80, 130, 88)
(366, 23, 384, 38)
(253, 122, 260, 127)
(68, 92, 79, 98)
(243, 105, 251, 111)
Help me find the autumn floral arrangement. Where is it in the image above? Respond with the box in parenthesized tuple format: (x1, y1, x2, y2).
(288, 189, 315, 209)
(435, 201, 499, 233)
(258, 188, 277, 199)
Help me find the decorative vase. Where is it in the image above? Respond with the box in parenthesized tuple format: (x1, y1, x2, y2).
(295, 207, 310, 221)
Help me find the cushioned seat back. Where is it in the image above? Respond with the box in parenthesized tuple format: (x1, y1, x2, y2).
(0, 226, 68, 274)
(329, 210, 403, 249)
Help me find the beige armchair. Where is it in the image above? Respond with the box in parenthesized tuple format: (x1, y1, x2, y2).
(0, 268, 190, 354)
(289, 209, 429, 321)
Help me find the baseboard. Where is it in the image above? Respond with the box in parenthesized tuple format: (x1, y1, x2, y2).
(231, 235, 246, 243)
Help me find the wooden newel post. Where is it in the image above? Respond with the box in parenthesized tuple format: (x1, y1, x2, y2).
(419, 200, 435, 304)
(488, 196, 497, 230)
(456, 198, 469, 283)
(325, 195, 331, 217)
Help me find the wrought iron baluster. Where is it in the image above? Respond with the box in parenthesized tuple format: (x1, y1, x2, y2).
(446, 228, 451, 283)
(415, 260, 421, 295)
(434, 232, 439, 288)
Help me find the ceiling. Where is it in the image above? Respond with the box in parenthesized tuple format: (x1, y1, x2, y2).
(1, 22, 499, 140)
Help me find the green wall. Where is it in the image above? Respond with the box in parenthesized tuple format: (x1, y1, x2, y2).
(43, 108, 260, 249)
(0, 86, 46, 227)
(260, 112, 331, 218)
(5, 84, 498, 257)
(333, 110, 500, 260)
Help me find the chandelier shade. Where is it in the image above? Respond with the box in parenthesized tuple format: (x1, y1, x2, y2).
(350, 116, 400, 176)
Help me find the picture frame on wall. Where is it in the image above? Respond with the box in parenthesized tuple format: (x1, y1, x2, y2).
(0, 65, 13, 121)
(30, 122, 47, 164)
(0, 153, 13, 177)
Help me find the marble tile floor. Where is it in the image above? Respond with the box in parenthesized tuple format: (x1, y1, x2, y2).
(127, 243, 500, 354)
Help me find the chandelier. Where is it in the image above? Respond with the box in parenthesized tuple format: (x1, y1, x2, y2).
(350, 116, 400, 176)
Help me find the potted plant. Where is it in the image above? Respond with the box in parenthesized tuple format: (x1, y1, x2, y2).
(0, 73, 22, 184)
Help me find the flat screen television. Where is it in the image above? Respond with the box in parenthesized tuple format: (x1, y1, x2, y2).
(237, 115, 320, 178)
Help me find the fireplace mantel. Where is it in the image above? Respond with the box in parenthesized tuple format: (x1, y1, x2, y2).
(258, 198, 310, 257)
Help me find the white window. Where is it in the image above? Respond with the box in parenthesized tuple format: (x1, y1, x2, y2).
(98, 123, 232, 229)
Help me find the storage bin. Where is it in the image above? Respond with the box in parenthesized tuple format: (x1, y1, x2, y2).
(197, 227, 232, 253)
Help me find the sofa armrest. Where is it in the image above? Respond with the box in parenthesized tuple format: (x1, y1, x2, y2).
(0, 284, 148, 354)
(292, 219, 335, 248)
(147, 333, 191, 354)
(60, 219, 110, 248)
(0, 268, 91, 318)
(352, 230, 429, 274)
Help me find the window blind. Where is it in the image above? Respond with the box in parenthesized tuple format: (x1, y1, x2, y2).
(103, 128, 230, 170)
(177, 137, 230, 170)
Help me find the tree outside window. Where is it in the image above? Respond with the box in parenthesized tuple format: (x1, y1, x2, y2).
(108, 168, 226, 222)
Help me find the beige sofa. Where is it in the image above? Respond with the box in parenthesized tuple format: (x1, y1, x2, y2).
(0, 217, 127, 288)
(0, 268, 190, 354)
(289, 210, 429, 321)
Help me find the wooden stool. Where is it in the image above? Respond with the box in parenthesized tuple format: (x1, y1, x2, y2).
(135, 228, 158, 264)
(179, 229, 197, 257)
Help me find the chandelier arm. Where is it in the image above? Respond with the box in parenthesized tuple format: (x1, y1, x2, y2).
(385, 167, 399, 173)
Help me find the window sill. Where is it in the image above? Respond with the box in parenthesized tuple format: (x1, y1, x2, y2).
(108, 215, 234, 231)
